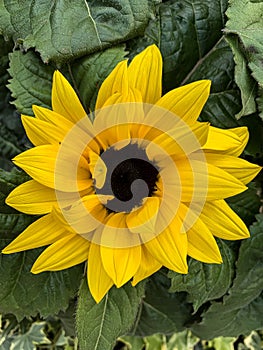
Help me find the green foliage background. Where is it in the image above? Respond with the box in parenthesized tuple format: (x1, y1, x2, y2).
(0, 0, 262, 349)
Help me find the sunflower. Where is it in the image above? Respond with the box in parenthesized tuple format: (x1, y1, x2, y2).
(2, 45, 261, 303)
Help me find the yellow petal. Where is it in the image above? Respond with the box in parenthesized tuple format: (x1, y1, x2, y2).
(33, 105, 101, 154)
(12, 145, 91, 192)
(95, 60, 128, 110)
(132, 246, 161, 286)
(187, 224, 222, 264)
(204, 152, 262, 184)
(62, 194, 109, 235)
(203, 126, 249, 156)
(128, 45, 162, 104)
(88, 150, 107, 189)
(33, 105, 74, 127)
(155, 80, 211, 124)
(126, 197, 160, 235)
(199, 200, 250, 240)
(145, 214, 188, 273)
(5, 180, 89, 215)
(31, 234, 89, 273)
(146, 122, 209, 160)
(175, 159, 247, 202)
(178, 203, 222, 264)
(100, 244, 141, 288)
(99, 212, 141, 248)
(99, 87, 144, 127)
(22, 116, 68, 146)
(52, 71, 87, 123)
(99, 213, 141, 287)
(2, 213, 67, 253)
(94, 100, 131, 149)
(88, 243, 114, 303)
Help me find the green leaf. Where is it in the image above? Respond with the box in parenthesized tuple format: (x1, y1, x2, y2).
(8, 46, 127, 117)
(166, 330, 199, 350)
(0, 168, 30, 215)
(128, 0, 229, 92)
(226, 184, 261, 226)
(144, 334, 165, 350)
(184, 38, 241, 128)
(0, 36, 25, 163)
(58, 300, 76, 337)
(0, 36, 13, 109)
(71, 45, 127, 111)
(118, 335, 145, 350)
(225, 35, 257, 119)
(9, 322, 50, 350)
(0, 168, 83, 320)
(0, 242, 83, 320)
(8, 50, 54, 116)
(191, 215, 263, 338)
(161, 0, 228, 91)
(192, 292, 263, 340)
(168, 239, 236, 312)
(0, 124, 23, 159)
(0, 0, 150, 64)
(134, 272, 193, 336)
(225, 0, 263, 120)
(182, 34, 263, 158)
(239, 115, 263, 157)
(76, 278, 145, 350)
(209, 337, 236, 350)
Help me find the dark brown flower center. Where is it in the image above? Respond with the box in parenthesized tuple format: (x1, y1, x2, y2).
(96, 143, 159, 212)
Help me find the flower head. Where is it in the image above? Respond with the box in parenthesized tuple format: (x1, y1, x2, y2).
(2, 45, 261, 302)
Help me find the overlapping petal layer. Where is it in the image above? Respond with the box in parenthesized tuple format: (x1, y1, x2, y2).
(3, 45, 261, 304)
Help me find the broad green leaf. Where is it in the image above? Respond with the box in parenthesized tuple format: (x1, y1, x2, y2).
(119, 331, 199, 350)
(0, 0, 149, 64)
(8, 46, 127, 116)
(161, 0, 228, 91)
(185, 38, 241, 128)
(134, 272, 193, 336)
(225, 0, 263, 120)
(225, 36, 257, 119)
(167, 330, 199, 350)
(183, 36, 263, 158)
(0, 36, 25, 163)
(9, 322, 50, 350)
(0, 124, 23, 159)
(144, 334, 165, 350)
(0, 241, 83, 320)
(128, 0, 228, 91)
(8, 50, 54, 116)
(222, 215, 263, 310)
(71, 45, 127, 111)
(191, 215, 263, 338)
(239, 115, 263, 157)
(209, 337, 236, 350)
(76, 278, 145, 350)
(0, 168, 83, 320)
(226, 184, 261, 226)
(118, 335, 145, 350)
(168, 240, 236, 312)
(58, 300, 76, 337)
(0, 36, 13, 110)
(0, 168, 31, 221)
(192, 292, 263, 340)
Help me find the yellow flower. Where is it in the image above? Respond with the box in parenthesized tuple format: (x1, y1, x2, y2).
(2, 45, 261, 303)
